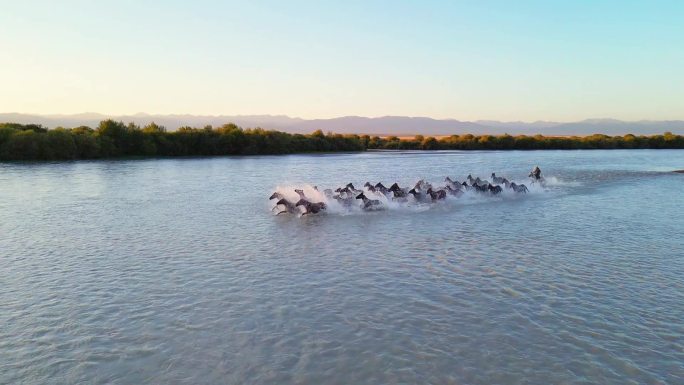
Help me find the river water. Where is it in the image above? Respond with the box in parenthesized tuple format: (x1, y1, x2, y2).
(1, 150, 683, 384)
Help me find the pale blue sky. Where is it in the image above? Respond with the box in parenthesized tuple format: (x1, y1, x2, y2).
(1, 0, 683, 121)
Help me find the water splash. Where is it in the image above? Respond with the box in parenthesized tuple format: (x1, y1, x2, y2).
(269, 176, 559, 217)
(542, 176, 582, 187)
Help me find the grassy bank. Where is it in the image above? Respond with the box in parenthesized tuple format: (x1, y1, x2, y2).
(1, 120, 683, 161)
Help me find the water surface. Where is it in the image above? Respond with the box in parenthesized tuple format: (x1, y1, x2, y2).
(1, 150, 683, 384)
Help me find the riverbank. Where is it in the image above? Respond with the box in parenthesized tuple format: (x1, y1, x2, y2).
(1, 120, 683, 161)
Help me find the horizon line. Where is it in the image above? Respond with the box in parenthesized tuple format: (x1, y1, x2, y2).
(3, 111, 684, 124)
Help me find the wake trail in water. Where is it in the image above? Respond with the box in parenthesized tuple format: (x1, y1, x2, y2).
(542, 176, 582, 187)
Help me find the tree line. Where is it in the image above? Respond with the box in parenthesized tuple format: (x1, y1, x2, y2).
(0, 120, 683, 161)
(369, 132, 684, 151)
(0, 120, 364, 161)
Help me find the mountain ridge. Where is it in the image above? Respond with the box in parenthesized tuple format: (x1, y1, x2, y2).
(1, 113, 683, 136)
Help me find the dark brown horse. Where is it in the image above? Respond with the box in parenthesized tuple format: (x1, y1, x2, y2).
(426, 188, 447, 200)
(488, 184, 503, 195)
(355, 192, 384, 210)
(295, 199, 327, 215)
(269, 191, 284, 200)
(273, 198, 297, 215)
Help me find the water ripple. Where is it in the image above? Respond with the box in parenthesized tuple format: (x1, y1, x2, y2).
(1, 150, 684, 384)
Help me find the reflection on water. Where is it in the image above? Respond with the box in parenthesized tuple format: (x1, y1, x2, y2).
(1, 150, 684, 384)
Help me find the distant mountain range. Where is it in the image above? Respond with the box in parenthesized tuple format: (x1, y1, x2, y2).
(2, 112, 683, 136)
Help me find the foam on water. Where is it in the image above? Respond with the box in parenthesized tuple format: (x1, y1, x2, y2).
(542, 176, 582, 187)
(270, 176, 561, 217)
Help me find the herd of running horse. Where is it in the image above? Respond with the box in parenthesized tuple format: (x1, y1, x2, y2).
(270, 166, 545, 216)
